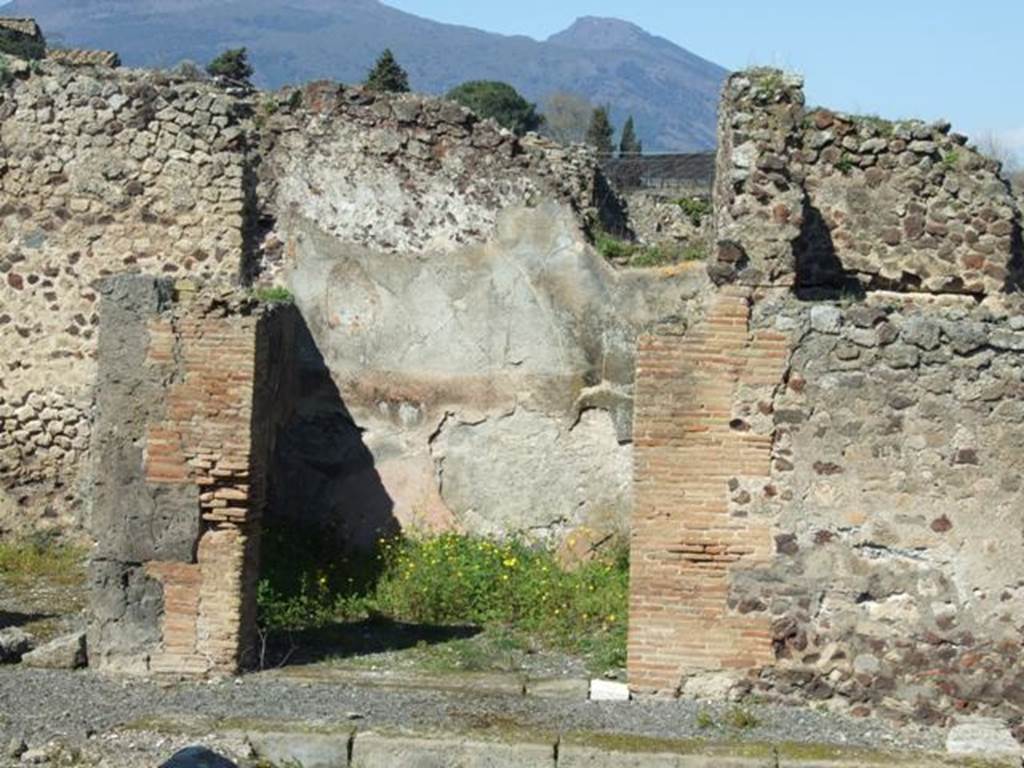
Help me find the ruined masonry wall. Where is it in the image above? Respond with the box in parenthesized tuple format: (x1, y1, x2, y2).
(256, 81, 608, 262)
(90, 276, 294, 675)
(630, 293, 1024, 730)
(742, 296, 1024, 726)
(252, 81, 698, 549)
(0, 62, 249, 529)
(629, 68, 1024, 731)
(1, 65, 642, 545)
(711, 70, 1021, 294)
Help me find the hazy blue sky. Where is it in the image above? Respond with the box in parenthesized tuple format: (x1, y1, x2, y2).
(388, 0, 1019, 159)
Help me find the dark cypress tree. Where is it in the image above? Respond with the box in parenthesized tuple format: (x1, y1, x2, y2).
(365, 49, 410, 93)
(619, 116, 643, 157)
(586, 106, 615, 158)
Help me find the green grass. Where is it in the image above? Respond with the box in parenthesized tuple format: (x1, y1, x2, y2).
(942, 150, 960, 171)
(593, 229, 635, 262)
(626, 245, 676, 268)
(675, 196, 712, 226)
(835, 153, 856, 175)
(750, 69, 786, 101)
(257, 529, 629, 673)
(260, 96, 279, 116)
(724, 706, 761, 730)
(251, 285, 294, 304)
(0, 534, 86, 587)
(593, 229, 705, 268)
(691, 705, 761, 732)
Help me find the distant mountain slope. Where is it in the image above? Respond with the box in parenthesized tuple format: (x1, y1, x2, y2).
(1, 0, 728, 150)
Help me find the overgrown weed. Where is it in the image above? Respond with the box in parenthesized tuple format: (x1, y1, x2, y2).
(0, 533, 86, 587)
(257, 529, 629, 672)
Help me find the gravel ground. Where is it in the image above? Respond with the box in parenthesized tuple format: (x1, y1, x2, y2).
(0, 582, 86, 647)
(0, 666, 947, 766)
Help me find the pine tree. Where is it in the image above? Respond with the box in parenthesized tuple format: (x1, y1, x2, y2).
(586, 107, 615, 158)
(206, 48, 254, 84)
(365, 49, 410, 93)
(619, 116, 643, 157)
(446, 81, 543, 135)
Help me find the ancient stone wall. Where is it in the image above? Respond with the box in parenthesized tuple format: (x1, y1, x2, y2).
(621, 191, 711, 255)
(2, 64, 668, 550)
(253, 82, 706, 549)
(89, 275, 295, 675)
(744, 293, 1024, 725)
(0, 61, 251, 532)
(630, 68, 1024, 730)
(710, 69, 1021, 294)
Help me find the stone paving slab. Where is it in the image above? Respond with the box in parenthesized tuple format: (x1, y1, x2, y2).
(946, 718, 1023, 760)
(350, 730, 556, 768)
(248, 730, 355, 768)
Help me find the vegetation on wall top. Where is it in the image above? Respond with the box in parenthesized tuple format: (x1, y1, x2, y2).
(206, 47, 254, 84)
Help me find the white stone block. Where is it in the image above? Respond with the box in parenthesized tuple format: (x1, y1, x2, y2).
(589, 679, 630, 701)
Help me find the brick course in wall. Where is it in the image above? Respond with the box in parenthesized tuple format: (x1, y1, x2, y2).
(89, 276, 296, 676)
(628, 288, 791, 693)
(143, 308, 259, 674)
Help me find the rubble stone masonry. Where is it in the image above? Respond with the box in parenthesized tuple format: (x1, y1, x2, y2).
(629, 68, 1024, 732)
(0, 60, 250, 531)
(710, 69, 1020, 295)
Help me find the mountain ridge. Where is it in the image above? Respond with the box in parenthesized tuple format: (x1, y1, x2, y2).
(0, 0, 728, 150)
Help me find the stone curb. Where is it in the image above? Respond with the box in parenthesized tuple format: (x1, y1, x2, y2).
(239, 725, 1009, 768)
(127, 716, 1018, 768)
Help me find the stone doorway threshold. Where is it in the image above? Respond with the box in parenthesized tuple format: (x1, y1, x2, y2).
(264, 664, 591, 699)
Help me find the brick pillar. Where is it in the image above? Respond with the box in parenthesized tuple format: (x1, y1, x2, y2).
(90, 276, 295, 677)
(628, 288, 791, 694)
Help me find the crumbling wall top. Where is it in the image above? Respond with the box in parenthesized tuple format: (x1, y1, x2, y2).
(0, 17, 41, 38)
(47, 49, 121, 68)
(711, 68, 1022, 297)
(253, 81, 618, 262)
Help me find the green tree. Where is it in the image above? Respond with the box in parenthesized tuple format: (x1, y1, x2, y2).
(206, 48, 253, 83)
(619, 116, 643, 157)
(365, 48, 410, 93)
(586, 106, 615, 158)
(446, 80, 542, 135)
(541, 91, 593, 145)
